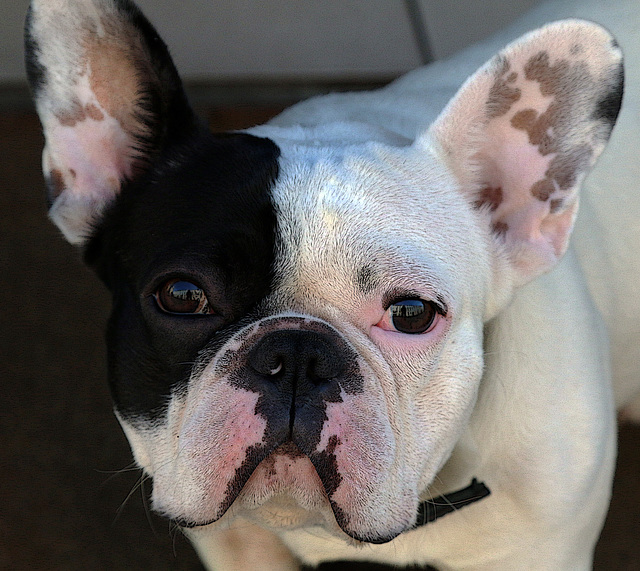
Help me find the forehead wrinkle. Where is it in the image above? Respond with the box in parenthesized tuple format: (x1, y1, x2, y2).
(371, 237, 457, 301)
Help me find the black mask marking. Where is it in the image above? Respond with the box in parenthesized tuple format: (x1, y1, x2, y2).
(87, 131, 281, 420)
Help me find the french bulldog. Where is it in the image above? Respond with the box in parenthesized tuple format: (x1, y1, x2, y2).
(25, 0, 640, 568)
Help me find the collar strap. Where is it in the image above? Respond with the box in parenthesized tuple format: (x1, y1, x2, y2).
(415, 478, 491, 528)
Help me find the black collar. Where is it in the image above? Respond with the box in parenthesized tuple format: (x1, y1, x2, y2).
(415, 478, 491, 528)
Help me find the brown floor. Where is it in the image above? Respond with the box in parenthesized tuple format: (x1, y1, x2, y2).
(1, 108, 639, 570)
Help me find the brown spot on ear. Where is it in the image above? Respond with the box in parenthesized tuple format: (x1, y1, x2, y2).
(55, 100, 105, 128)
(546, 144, 592, 190)
(47, 169, 66, 202)
(509, 52, 597, 203)
(475, 185, 503, 211)
(487, 58, 522, 118)
(511, 107, 554, 154)
(549, 199, 564, 213)
(525, 51, 588, 97)
(86, 20, 154, 141)
(531, 178, 555, 201)
(492, 221, 509, 237)
(529, 144, 593, 202)
(510, 108, 537, 130)
(85, 103, 105, 121)
(57, 103, 87, 127)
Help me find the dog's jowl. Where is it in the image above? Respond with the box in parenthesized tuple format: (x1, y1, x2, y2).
(25, 0, 640, 569)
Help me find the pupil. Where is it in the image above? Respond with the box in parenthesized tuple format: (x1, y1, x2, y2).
(162, 280, 205, 313)
(170, 281, 202, 301)
(390, 300, 435, 334)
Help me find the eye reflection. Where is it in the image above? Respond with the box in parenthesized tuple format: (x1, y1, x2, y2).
(155, 280, 212, 315)
(389, 299, 436, 334)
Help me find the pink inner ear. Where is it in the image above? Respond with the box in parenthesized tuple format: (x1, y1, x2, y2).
(477, 125, 582, 279)
(471, 47, 616, 280)
(41, 90, 142, 245)
(45, 110, 136, 203)
(480, 129, 559, 232)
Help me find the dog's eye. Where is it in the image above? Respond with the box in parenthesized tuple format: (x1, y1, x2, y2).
(383, 299, 438, 334)
(155, 280, 213, 315)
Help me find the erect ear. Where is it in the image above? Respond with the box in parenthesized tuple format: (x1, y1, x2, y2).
(25, 0, 198, 245)
(425, 19, 623, 286)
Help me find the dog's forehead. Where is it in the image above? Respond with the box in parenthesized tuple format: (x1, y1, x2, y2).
(266, 139, 485, 305)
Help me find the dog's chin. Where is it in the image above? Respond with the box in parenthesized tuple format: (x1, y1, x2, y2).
(236, 442, 334, 521)
(177, 442, 337, 531)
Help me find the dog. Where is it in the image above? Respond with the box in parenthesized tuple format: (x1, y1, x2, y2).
(25, 0, 640, 568)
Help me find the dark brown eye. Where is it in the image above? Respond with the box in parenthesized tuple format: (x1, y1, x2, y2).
(155, 280, 213, 315)
(389, 299, 437, 334)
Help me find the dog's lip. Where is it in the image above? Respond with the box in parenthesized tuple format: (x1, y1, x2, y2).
(174, 442, 411, 543)
(175, 441, 318, 529)
(268, 440, 306, 458)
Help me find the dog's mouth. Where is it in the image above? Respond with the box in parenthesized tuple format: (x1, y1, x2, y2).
(175, 440, 337, 532)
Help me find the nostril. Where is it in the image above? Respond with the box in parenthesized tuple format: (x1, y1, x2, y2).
(308, 352, 344, 382)
(247, 329, 346, 388)
(247, 345, 284, 377)
(269, 361, 283, 376)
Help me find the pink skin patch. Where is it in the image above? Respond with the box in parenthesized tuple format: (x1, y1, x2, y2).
(152, 384, 268, 524)
(182, 391, 265, 480)
(43, 64, 138, 203)
(230, 384, 402, 537)
(46, 115, 133, 200)
(314, 387, 394, 499)
(306, 380, 420, 542)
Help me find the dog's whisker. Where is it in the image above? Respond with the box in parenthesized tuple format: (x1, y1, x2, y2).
(168, 520, 185, 557)
(95, 461, 141, 476)
(139, 477, 160, 537)
(113, 471, 149, 524)
(96, 462, 145, 491)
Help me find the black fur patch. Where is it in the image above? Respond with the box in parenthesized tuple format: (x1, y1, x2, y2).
(25, 0, 285, 421)
(356, 264, 378, 295)
(593, 63, 624, 129)
(87, 131, 281, 420)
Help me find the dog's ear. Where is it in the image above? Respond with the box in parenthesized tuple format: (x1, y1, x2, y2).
(25, 0, 198, 245)
(425, 20, 623, 286)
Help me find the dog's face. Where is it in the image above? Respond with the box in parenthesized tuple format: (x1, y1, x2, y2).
(26, 0, 622, 544)
(93, 116, 492, 543)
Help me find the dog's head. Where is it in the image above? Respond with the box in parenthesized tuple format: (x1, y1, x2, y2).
(26, 0, 622, 543)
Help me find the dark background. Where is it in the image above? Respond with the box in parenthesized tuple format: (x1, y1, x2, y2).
(2, 103, 639, 570)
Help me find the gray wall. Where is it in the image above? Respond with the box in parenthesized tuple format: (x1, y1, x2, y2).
(1, 0, 540, 84)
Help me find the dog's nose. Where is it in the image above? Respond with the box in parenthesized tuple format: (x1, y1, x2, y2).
(247, 329, 346, 396)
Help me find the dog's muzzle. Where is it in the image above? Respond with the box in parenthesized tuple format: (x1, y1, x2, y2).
(241, 322, 491, 535)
